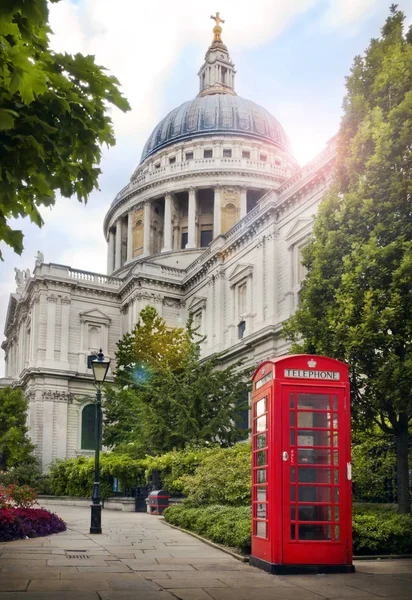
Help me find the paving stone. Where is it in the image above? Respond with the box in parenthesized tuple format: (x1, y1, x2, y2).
(98, 593, 175, 600)
(171, 590, 216, 600)
(205, 588, 329, 600)
(0, 594, 98, 600)
(123, 563, 196, 571)
(60, 572, 146, 581)
(0, 578, 29, 591)
(75, 565, 132, 573)
(0, 570, 59, 580)
(151, 577, 228, 588)
(109, 579, 161, 591)
(27, 579, 111, 591)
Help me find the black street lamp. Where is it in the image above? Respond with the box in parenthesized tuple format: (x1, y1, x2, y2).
(90, 348, 110, 534)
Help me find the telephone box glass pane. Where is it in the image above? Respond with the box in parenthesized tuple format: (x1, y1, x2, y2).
(256, 415, 266, 432)
(256, 521, 267, 537)
(256, 503, 267, 518)
(334, 525, 340, 540)
(290, 412, 295, 426)
(290, 467, 295, 482)
(299, 524, 332, 541)
(257, 451, 267, 466)
(257, 469, 266, 483)
(334, 506, 340, 521)
(298, 486, 331, 502)
(256, 433, 267, 449)
(256, 398, 266, 417)
(291, 506, 296, 520)
(290, 430, 295, 445)
(334, 470, 339, 484)
(298, 412, 329, 428)
(334, 487, 339, 502)
(291, 524, 296, 540)
(297, 467, 331, 483)
(298, 448, 331, 464)
(298, 430, 331, 446)
(257, 487, 266, 502)
(333, 395, 338, 409)
(290, 393, 294, 408)
(290, 486, 295, 501)
(298, 505, 332, 521)
(297, 393, 329, 410)
(333, 433, 339, 446)
(334, 450, 339, 464)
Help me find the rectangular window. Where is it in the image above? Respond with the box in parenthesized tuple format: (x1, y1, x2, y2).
(260, 154, 267, 162)
(204, 149, 213, 158)
(242, 150, 250, 159)
(185, 151, 194, 160)
(200, 229, 213, 247)
(181, 232, 188, 249)
(223, 148, 232, 158)
(238, 320, 246, 339)
(169, 156, 176, 164)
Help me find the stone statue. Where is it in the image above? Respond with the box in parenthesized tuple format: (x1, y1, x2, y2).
(210, 12, 225, 42)
(35, 250, 44, 267)
(14, 268, 24, 291)
(25, 268, 31, 281)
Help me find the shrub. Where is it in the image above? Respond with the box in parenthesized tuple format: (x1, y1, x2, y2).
(0, 484, 37, 508)
(0, 507, 66, 542)
(164, 503, 412, 556)
(352, 504, 412, 555)
(0, 459, 43, 488)
(177, 443, 251, 506)
(163, 504, 251, 553)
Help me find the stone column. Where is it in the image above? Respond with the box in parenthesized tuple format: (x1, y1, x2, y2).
(240, 187, 247, 218)
(60, 297, 70, 368)
(45, 295, 57, 364)
(127, 210, 133, 262)
(107, 230, 115, 274)
(143, 201, 151, 255)
(213, 185, 222, 238)
(115, 219, 122, 271)
(162, 192, 173, 252)
(186, 188, 197, 249)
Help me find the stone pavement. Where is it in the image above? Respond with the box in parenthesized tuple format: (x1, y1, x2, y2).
(0, 505, 411, 600)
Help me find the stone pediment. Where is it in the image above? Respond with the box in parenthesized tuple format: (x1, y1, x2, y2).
(285, 218, 313, 245)
(187, 295, 207, 313)
(228, 263, 253, 287)
(79, 308, 111, 324)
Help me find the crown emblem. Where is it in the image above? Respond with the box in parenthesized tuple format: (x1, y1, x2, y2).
(307, 359, 317, 368)
(261, 367, 265, 375)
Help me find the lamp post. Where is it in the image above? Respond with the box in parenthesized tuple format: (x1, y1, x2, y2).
(90, 348, 110, 534)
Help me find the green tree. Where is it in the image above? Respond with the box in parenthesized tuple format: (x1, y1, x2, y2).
(103, 306, 250, 455)
(283, 6, 412, 513)
(0, 0, 130, 257)
(0, 386, 36, 470)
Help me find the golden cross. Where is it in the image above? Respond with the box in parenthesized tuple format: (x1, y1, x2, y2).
(210, 12, 225, 27)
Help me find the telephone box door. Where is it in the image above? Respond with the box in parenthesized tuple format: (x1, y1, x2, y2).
(282, 386, 348, 565)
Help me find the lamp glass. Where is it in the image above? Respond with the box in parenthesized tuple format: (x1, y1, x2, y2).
(91, 358, 110, 383)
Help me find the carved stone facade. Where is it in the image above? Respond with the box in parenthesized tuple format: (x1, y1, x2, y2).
(0, 28, 337, 469)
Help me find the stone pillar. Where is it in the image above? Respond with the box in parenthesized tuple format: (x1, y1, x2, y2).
(162, 193, 173, 252)
(45, 295, 57, 364)
(127, 210, 133, 262)
(143, 201, 151, 255)
(107, 230, 115, 274)
(213, 186, 222, 238)
(115, 220, 122, 271)
(42, 397, 54, 469)
(186, 188, 197, 249)
(60, 297, 70, 368)
(240, 187, 247, 219)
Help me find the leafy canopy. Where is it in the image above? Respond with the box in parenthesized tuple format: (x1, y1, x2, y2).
(103, 306, 250, 455)
(283, 5, 412, 512)
(0, 0, 130, 258)
(0, 386, 36, 470)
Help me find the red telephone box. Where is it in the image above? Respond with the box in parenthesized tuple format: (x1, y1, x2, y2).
(250, 355, 354, 574)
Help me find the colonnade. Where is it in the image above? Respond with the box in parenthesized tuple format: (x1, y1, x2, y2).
(107, 186, 251, 274)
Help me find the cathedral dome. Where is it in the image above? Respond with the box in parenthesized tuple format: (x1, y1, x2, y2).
(140, 94, 293, 162)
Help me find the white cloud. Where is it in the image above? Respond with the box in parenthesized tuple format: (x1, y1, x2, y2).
(319, 0, 382, 33)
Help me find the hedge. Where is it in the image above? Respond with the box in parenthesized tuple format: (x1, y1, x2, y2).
(0, 508, 66, 542)
(163, 504, 251, 553)
(164, 503, 412, 556)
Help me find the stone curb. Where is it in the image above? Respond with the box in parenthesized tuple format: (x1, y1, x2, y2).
(162, 519, 249, 562)
(354, 554, 412, 560)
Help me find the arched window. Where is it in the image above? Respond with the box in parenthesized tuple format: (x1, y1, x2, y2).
(81, 404, 97, 450)
(88, 326, 100, 350)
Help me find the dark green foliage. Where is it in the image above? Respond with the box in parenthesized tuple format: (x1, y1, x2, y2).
(0, 387, 36, 470)
(282, 6, 412, 513)
(0, 460, 42, 488)
(352, 504, 412, 555)
(163, 504, 252, 553)
(103, 306, 250, 455)
(46, 454, 148, 499)
(0, 0, 130, 257)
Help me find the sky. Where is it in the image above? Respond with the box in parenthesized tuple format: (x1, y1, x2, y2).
(0, 0, 410, 375)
